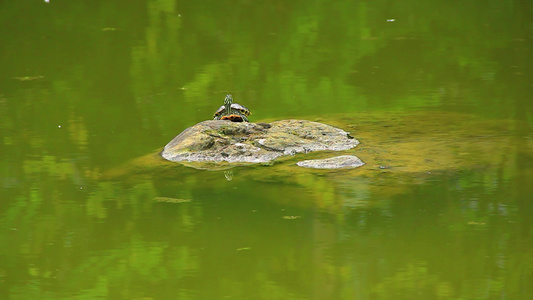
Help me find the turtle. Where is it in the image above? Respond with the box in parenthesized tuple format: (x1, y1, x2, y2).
(220, 114, 244, 122)
(213, 94, 252, 122)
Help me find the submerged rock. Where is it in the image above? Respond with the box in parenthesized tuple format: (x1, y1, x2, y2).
(296, 155, 365, 169)
(161, 119, 359, 163)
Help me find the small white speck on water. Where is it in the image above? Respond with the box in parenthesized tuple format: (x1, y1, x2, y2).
(387, 19, 396, 22)
(79, 187, 83, 190)
(58, 125, 61, 128)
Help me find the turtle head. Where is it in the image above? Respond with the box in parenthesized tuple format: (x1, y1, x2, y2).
(224, 94, 233, 107)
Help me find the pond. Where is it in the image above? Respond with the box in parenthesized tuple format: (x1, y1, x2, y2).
(1, 0, 532, 299)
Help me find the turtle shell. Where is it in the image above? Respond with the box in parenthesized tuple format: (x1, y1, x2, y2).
(230, 103, 252, 116)
(213, 105, 226, 119)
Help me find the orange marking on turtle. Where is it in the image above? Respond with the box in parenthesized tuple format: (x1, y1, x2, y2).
(220, 114, 244, 122)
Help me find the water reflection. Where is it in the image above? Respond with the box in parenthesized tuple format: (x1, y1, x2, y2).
(224, 170, 233, 181)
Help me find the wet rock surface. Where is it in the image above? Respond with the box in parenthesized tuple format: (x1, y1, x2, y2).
(296, 155, 365, 169)
(161, 119, 359, 163)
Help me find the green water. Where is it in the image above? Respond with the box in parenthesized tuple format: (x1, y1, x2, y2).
(1, 0, 533, 299)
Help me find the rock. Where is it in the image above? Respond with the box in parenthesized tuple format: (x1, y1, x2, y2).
(296, 155, 365, 169)
(161, 119, 359, 163)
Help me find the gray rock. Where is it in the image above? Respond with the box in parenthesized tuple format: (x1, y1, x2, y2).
(161, 119, 359, 163)
(296, 155, 365, 169)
